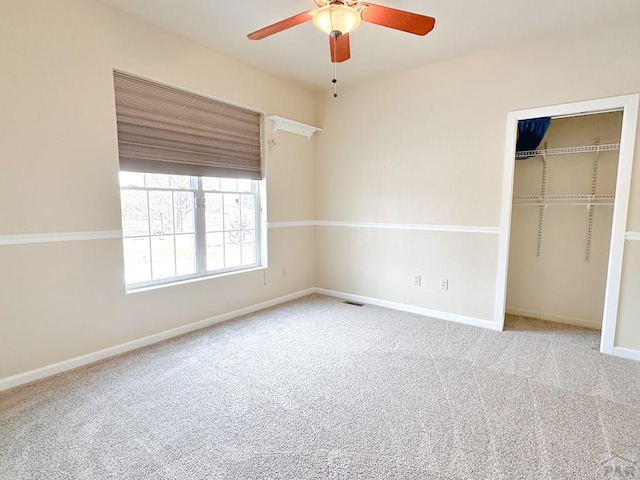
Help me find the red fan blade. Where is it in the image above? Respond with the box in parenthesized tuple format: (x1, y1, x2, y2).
(329, 32, 351, 63)
(247, 11, 314, 40)
(360, 3, 435, 36)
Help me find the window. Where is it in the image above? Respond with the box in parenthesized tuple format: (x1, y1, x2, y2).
(112, 71, 264, 289)
(120, 172, 261, 288)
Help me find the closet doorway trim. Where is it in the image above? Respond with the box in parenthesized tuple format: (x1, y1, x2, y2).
(494, 94, 639, 356)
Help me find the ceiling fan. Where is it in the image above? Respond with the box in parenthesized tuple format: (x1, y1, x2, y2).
(247, 0, 436, 64)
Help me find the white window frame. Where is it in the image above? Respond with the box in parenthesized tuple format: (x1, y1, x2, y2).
(120, 173, 265, 291)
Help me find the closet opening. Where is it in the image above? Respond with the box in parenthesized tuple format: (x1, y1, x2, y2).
(494, 95, 639, 356)
(508, 111, 621, 336)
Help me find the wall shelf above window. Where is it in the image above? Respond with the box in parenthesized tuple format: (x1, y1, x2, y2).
(267, 116, 322, 139)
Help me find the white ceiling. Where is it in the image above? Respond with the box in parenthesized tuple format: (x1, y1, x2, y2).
(98, 0, 640, 91)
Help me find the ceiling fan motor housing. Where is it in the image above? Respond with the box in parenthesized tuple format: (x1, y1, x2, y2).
(313, 3, 362, 35)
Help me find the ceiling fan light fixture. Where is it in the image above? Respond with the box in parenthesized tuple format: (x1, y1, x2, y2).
(312, 4, 362, 35)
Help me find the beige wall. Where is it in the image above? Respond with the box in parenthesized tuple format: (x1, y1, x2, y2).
(617, 242, 640, 348)
(0, 0, 317, 378)
(507, 113, 622, 329)
(315, 19, 640, 349)
(316, 227, 498, 320)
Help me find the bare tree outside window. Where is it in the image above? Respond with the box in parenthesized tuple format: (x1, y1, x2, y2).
(120, 172, 260, 288)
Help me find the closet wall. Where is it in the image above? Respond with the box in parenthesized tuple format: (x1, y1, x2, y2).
(506, 112, 622, 329)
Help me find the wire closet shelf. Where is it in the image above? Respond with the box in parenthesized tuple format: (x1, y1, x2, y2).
(512, 194, 615, 207)
(513, 142, 620, 206)
(512, 141, 620, 260)
(515, 142, 620, 160)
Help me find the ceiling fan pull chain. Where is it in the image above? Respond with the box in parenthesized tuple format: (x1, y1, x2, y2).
(332, 40, 338, 98)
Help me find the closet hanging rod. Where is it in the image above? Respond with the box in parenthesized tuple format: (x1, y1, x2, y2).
(515, 143, 620, 159)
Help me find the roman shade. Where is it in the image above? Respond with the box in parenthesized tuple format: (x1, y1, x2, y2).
(113, 71, 262, 180)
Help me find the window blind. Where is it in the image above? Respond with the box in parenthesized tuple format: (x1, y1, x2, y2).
(113, 71, 262, 180)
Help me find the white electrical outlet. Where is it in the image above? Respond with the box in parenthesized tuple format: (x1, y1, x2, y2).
(440, 278, 449, 290)
(414, 275, 421, 286)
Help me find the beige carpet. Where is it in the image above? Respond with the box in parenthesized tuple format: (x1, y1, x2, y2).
(1, 294, 639, 479)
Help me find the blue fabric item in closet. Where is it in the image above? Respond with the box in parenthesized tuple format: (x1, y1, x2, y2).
(516, 117, 551, 159)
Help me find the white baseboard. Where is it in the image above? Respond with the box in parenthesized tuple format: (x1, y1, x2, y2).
(505, 307, 602, 331)
(0, 288, 315, 393)
(612, 346, 640, 362)
(4, 288, 633, 392)
(315, 288, 496, 330)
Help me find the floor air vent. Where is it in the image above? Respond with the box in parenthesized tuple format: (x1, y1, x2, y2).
(343, 300, 364, 307)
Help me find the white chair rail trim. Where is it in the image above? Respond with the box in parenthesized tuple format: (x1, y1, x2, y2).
(0, 230, 122, 246)
(268, 221, 500, 234)
(2, 226, 638, 245)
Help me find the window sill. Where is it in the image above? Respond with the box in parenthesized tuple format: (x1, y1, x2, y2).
(125, 265, 266, 294)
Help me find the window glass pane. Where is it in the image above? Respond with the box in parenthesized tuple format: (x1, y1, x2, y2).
(220, 178, 237, 192)
(173, 192, 194, 233)
(169, 175, 191, 190)
(241, 194, 256, 229)
(149, 191, 174, 235)
(120, 190, 149, 236)
(206, 232, 224, 271)
(120, 171, 145, 187)
(224, 232, 242, 268)
(145, 173, 171, 188)
(123, 237, 151, 284)
(151, 236, 175, 279)
(120, 174, 260, 286)
(202, 177, 221, 191)
(175, 234, 196, 276)
(205, 193, 223, 232)
(237, 179, 252, 193)
(241, 230, 256, 265)
(223, 193, 241, 231)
